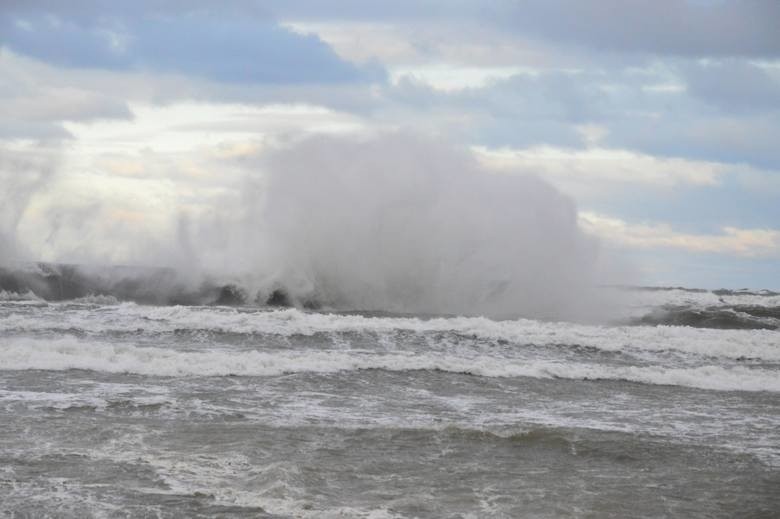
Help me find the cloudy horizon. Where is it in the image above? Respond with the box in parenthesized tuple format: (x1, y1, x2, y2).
(2, 0, 779, 291)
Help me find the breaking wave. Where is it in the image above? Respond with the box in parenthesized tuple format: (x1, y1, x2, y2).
(633, 305, 780, 331)
(2, 305, 779, 361)
(2, 336, 777, 392)
(0, 289, 41, 302)
(1, 134, 616, 321)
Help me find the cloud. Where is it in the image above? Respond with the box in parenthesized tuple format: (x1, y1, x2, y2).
(608, 112, 780, 170)
(0, 121, 72, 141)
(499, 0, 780, 58)
(269, 1, 780, 58)
(0, 50, 383, 143)
(2, 84, 131, 123)
(2, 0, 778, 295)
(60, 101, 366, 157)
(580, 212, 780, 258)
(8, 100, 373, 265)
(10, 2, 779, 67)
(473, 144, 780, 237)
(284, 20, 564, 71)
(0, 9, 383, 84)
(682, 60, 780, 113)
(384, 63, 780, 169)
(381, 63, 720, 148)
(381, 71, 610, 149)
(274, 8, 780, 171)
(474, 145, 725, 192)
(0, 51, 133, 141)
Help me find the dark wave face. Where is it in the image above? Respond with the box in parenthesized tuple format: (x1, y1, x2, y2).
(631, 285, 780, 297)
(0, 263, 273, 307)
(608, 286, 780, 331)
(5, 264, 780, 333)
(632, 305, 780, 331)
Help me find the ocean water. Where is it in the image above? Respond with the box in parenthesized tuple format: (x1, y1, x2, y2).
(1, 287, 778, 517)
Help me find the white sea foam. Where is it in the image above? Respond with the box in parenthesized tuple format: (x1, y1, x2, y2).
(101, 443, 406, 519)
(0, 290, 41, 301)
(70, 294, 121, 305)
(635, 288, 780, 309)
(2, 305, 778, 361)
(614, 287, 780, 321)
(1, 336, 777, 392)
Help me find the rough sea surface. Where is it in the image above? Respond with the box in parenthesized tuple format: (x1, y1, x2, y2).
(1, 288, 778, 517)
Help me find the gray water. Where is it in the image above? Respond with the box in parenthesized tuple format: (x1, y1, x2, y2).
(1, 290, 779, 517)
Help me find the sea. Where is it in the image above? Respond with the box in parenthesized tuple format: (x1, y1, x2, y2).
(1, 285, 778, 517)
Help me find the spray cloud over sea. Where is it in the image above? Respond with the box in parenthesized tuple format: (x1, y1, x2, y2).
(2, 132, 611, 320)
(0, 144, 58, 264)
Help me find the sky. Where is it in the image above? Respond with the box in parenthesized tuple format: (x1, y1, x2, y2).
(1, 0, 779, 290)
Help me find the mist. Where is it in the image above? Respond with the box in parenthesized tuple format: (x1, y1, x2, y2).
(0, 145, 58, 266)
(193, 133, 610, 319)
(2, 133, 618, 320)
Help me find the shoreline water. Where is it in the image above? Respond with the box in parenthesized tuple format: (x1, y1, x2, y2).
(1, 287, 778, 517)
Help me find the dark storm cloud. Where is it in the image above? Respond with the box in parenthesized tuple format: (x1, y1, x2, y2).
(607, 113, 780, 170)
(0, 7, 383, 84)
(6, 1, 779, 60)
(385, 59, 780, 167)
(386, 69, 673, 148)
(0, 121, 72, 142)
(499, 0, 780, 58)
(683, 61, 780, 113)
(262, 0, 780, 58)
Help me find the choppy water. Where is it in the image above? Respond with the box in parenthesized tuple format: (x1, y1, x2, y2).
(1, 288, 779, 517)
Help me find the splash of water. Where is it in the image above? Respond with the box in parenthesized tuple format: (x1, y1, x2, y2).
(0, 145, 58, 265)
(200, 133, 606, 319)
(2, 133, 617, 320)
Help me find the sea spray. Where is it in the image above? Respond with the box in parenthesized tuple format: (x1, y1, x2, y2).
(1, 133, 620, 319)
(197, 133, 610, 319)
(0, 144, 59, 265)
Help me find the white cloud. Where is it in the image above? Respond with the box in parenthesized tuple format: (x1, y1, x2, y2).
(574, 124, 608, 146)
(390, 65, 529, 92)
(580, 212, 780, 258)
(9, 100, 373, 264)
(62, 101, 366, 155)
(282, 21, 559, 69)
(473, 145, 725, 197)
(0, 50, 381, 134)
(282, 22, 424, 65)
(283, 20, 564, 93)
(2, 86, 131, 123)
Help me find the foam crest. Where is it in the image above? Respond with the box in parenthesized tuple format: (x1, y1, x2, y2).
(2, 336, 777, 392)
(70, 294, 121, 305)
(0, 290, 41, 301)
(624, 287, 780, 310)
(3, 305, 779, 361)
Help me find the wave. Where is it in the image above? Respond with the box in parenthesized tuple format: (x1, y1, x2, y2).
(630, 286, 779, 297)
(0, 388, 171, 414)
(1, 336, 777, 392)
(2, 134, 616, 321)
(618, 286, 780, 309)
(2, 306, 778, 361)
(0, 263, 245, 306)
(0, 289, 41, 301)
(632, 305, 780, 331)
(615, 286, 780, 330)
(5, 265, 780, 329)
